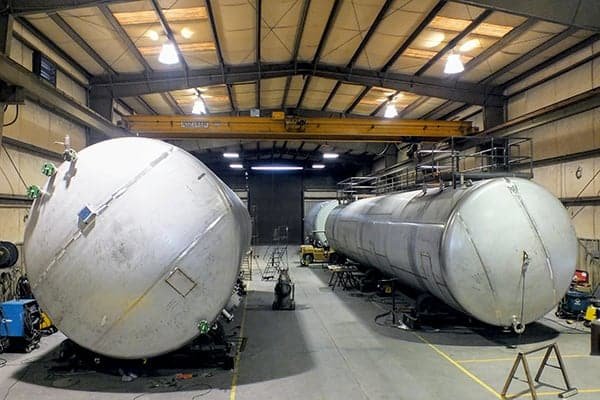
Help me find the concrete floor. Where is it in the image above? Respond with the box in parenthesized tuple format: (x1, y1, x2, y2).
(0, 246, 598, 399)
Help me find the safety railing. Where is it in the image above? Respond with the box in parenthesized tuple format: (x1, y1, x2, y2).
(337, 136, 533, 202)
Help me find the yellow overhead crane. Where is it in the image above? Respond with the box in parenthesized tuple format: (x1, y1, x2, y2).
(121, 114, 474, 142)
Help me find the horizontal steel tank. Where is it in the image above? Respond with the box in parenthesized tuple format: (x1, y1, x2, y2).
(24, 137, 251, 359)
(325, 177, 577, 329)
(304, 200, 338, 245)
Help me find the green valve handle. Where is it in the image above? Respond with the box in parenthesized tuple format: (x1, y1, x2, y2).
(198, 320, 210, 335)
(41, 162, 56, 177)
(63, 148, 78, 162)
(27, 185, 42, 200)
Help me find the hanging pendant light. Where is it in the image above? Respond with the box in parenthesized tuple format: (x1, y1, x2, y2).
(158, 42, 179, 65)
(384, 103, 398, 118)
(192, 97, 206, 115)
(444, 53, 464, 74)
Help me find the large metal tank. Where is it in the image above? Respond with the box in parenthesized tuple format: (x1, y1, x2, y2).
(325, 177, 577, 330)
(304, 200, 338, 245)
(23, 137, 251, 359)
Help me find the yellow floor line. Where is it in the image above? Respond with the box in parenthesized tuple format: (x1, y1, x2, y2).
(413, 332, 502, 399)
(229, 282, 250, 400)
(458, 354, 589, 363)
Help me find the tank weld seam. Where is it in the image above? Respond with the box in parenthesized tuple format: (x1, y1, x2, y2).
(455, 212, 499, 312)
(387, 221, 445, 228)
(96, 148, 174, 215)
(507, 182, 557, 302)
(90, 213, 226, 350)
(31, 231, 83, 291)
(30, 147, 175, 292)
(212, 177, 234, 212)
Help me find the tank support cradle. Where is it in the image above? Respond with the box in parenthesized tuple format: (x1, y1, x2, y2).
(57, 322, 240, 374)
(401, 293, 459, 330)
(501, 342, 577, 399)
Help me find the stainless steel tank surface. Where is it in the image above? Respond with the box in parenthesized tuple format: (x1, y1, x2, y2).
(23, 137, 251, 358)
(325, 178, 577, 329)
(304, 200, 338, 245)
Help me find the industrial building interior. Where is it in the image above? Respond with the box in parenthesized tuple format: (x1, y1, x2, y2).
(1, 0, 600, 399)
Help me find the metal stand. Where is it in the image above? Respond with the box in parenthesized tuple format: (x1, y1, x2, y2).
(261, 246, 287, 280)
(501, 343, 578, 399)
(261, 226, 289, 281)
(327, 265, 359, 291)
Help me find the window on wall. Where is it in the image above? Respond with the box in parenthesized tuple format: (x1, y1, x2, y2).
(32, 51, 57, 87)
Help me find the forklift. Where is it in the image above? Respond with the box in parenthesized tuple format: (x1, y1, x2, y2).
(300, 243, 344, 266)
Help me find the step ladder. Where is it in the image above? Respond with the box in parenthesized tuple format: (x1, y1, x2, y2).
(261, 245, 288, 280)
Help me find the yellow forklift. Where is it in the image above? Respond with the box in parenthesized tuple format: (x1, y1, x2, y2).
(300, 244, 344, 266)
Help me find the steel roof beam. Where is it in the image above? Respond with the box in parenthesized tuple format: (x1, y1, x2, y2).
(432, 19, 573, 121)
(415, 9, 492, 76)
(14, 17, 92, 81)
(479, 26, 578, 85)
(136, 96, 157, 115)
(501, 33, 600, 92)
(149, 0, 188, 72)
(313, 64, 504, 106)
(205, 0, 232, 112)
(226, 83, 235, 111)
(339, 0, 394, 115)
(90, 62, 504, 106)
(347, 0, 394, 68)
(161, 92, 183, 114)
(4, 0, 134, 16)
(439, 103, 471, 120)
(381, 0, 446, 72)
(458, 18, 537, 76)
(296, 75, 311, 108)
(282, 0, 311, 108)
(370, 90, 398, 116)
(321, 80, 341, 111)
(345, 86, 370, 114)
(50, 13, 116, 75)
(293, 0, 342, 114)
(98, 4, 151, 73)
(398, 96, 429, 118)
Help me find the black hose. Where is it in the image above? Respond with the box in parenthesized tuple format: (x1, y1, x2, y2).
(2, 105, 18, 127)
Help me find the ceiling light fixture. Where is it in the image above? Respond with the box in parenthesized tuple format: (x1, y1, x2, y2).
(384, 103, 398, 118)
(459, 38, 481, 53)
(192, 97, 206, 115)
(312, 164, 325, 169)
(223, 152, 239, 158)
(251, 166, 303, 171)
(147, 29, 159, 41)
(322, 153, 339, 159)
(230, 164, 244, 169)
(158, 42, 179, 65)
(444, 53, 464, 74)
(422, 31, 445, 48)
(181, 27, 194, 39)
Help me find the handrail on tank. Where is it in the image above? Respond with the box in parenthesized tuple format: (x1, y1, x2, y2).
(337, 136, 533, 202)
